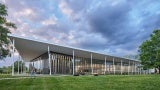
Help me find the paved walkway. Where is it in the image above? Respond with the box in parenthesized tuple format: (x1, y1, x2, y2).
(0, 74, 70, 80)
(0, 77, 35, 80)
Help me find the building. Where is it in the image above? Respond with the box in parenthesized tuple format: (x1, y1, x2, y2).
(9, 34, 141, 75)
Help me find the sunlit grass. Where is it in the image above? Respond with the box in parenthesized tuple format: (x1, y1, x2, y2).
(0, 75, 159, 90)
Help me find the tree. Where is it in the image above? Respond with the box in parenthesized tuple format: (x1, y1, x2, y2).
(0, 66, 11, 74)
(139, 30, 160, 73)
(0, 3, 16, 59)
(123, 54, 140, 60)
(14, 61, 26, 73)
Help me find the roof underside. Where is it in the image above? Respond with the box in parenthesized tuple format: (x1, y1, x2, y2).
(8, 34, 139, 63)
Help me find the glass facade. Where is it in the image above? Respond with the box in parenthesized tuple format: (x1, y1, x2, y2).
(29, 52, 140, 75)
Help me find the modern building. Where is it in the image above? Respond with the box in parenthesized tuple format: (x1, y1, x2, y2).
(9, 34, 141, 75)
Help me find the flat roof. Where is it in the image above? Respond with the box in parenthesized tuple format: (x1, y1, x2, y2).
(8, 34, 139, 63)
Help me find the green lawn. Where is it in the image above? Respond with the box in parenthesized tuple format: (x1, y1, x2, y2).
(0, 75, 159, 90)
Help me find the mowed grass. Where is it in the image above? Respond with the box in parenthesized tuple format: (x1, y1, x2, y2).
(0, 75, 160, 90)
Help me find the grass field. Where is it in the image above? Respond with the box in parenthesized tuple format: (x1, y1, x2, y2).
(0, 75, 159, 90)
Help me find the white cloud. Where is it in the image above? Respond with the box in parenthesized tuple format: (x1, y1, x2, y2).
(59, 0, 73, 17)
(13, 8, 36, 19)
(41, 17, 57, 25)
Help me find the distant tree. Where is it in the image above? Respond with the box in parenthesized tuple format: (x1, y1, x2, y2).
(124, 54, 140, 60)
(14, 61, 26, 73)
(0, 68, 3, 73)
(0, 3, 16, 59)
(139, 30, 160, 73)
(2, 66, 11, 74)
(0, 66, 11, 74)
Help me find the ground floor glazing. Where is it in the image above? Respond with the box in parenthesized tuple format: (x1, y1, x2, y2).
(29, 52, 141, 75)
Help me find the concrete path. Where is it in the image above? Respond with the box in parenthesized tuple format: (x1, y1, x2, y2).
(0, 74, 70, 80)
(0, 77, 35, 80)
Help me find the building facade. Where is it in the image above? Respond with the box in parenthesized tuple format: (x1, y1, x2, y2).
(9, 34, 141, 75)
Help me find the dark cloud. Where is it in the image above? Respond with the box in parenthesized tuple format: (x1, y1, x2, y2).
(88, 1, 133, 45)
(74, 33, 107, 50)
(79, 0, 160, 55)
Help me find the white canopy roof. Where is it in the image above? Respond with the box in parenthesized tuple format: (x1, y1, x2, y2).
(8, 34, 139, 63)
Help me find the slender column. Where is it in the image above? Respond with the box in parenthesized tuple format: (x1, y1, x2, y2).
(138, 66, 139, 75)
(91, 53, 93, 74)
(69, 57, 71, 74)
(113, 58, 115, 75)
(48, 46, 51, 75)
(22, 58, 26, 74)
(36, 59, 38, 73)
(57, 55, 59, 73)
(52, 55, 54, 74)
(128, 60, 130, 75)
(63, 56, 66, 74)
(21, 57, 23, 74)
(140, 64, 141, 75)
(33, 61, 34, 69)
(40, 58, 42, 74)
(55, 55, 57, 74)
(61, 56, 63, 74)
(105, 57, 107, 74)
(121, 60, 122, 75)
(72, 50, 75, 75)
(135, 62, 136, 74)
(23, 59, 26, 74)
(132, 61, 134, 74)
(18, 55, 20, 74)
(38, 58, 41, 74)
(38, 58, 40, 74)
(12, 39, 15, 76)
(139, 64, 141, 75)
(29, 62, 31, 74)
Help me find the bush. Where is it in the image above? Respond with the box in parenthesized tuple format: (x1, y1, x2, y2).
(80, 72, 85, 75)
(73, 73, 79, 76)
(93, 73, 98, 76)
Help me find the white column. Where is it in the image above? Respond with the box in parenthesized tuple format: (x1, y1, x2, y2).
(91, 53, 93, 74)
(48, 46, 51, 75)
(22, 58, 26, 74)
(72, 50, 75, 75)
(38, 58, 40, 73)
(40, 57, 42, 74)
(55, 55, 57, 74)
(18, 55, 20, 74)
(105, 57, 107, 74)
(132, 61, 134, 74)
(138, 66, 139, 75)
(21, 57, 23, 74)
(135, 62, 136, 75)
(12, 39, 15, 76)
(140, 64, 142, 75)
(121, 60, 122, 75)
(113, 58, 115, 75)
(128, 60, 130, 75)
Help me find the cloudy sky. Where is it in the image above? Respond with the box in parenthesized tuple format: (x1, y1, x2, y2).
(1, 0, 160, 66)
